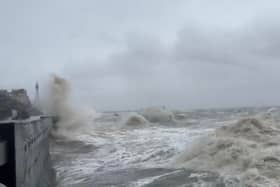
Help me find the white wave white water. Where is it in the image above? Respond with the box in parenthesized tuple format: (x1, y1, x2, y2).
(174, 117, 280, 186)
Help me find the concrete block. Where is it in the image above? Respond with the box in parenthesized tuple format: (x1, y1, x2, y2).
(0, 140, 6, 166)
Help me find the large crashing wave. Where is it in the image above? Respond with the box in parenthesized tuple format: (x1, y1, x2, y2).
(174, 118, 280, 186)
(44, 75, 96, 139)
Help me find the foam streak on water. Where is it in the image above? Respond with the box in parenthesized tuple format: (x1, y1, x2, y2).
(52, 123, 214, 186)
(46, 77, 280, 187)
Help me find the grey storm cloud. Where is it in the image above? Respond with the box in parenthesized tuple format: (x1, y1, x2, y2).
(66, 18, 280, 110)
(2, 0, 280, 110)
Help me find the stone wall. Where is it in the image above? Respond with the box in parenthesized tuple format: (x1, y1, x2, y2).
(15, 117, 55, 187)
(0, 117, 56, 187)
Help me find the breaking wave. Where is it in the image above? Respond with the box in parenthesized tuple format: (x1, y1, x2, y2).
(123, 112, 148, 127)
(174, 117, 280, 186)
(43, 75, 96, 139)
(140, 107, 175, 124)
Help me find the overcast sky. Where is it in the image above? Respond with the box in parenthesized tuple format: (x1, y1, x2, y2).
(1, 0, 280, 111)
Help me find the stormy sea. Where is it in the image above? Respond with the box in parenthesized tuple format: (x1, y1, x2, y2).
(48, 76, 280, 187)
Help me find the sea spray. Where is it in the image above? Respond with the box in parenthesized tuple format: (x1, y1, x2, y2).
(174, 118, 280, 186)
(43, 75, 96, 139)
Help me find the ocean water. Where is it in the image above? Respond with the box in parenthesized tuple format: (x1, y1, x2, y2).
(50, 106, 280, 187)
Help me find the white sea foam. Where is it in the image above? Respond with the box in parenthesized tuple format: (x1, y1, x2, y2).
(174, 117, 280, 186)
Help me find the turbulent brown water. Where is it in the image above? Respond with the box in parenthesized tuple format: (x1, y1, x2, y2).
(46, 75, 280, 186)
(175, 116, 280, 187)
(49, 106, 280, 187)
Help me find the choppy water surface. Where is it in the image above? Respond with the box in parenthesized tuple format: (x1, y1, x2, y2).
(51, 107, 280, 187)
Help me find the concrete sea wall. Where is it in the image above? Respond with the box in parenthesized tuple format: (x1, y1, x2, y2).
(0, 116, 55, 187)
